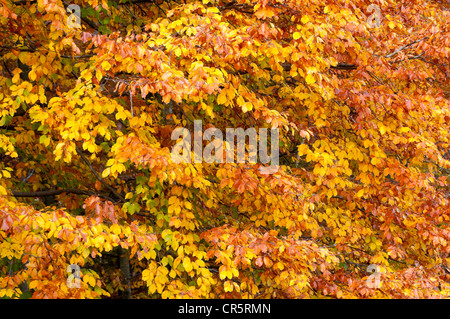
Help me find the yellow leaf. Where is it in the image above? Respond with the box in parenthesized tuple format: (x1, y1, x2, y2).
(101, 61, 111, 71)
(106, 158, 115, 167)
(102, 167, 111, 178)
(226, 88, 235, 100)
(168, 196, 178, 205)
(399, 127, 410, 133)
(219, 268, 226, 280)
(293, 32, 301, 40)
(305, 74, 315, 84)
(242, 102, 252, 113)
(363, 140, 372, 148)
(29, 70, 37, 81)
(298, 144, 309, 156)
(111, 224, 121, 235)
(217, 91, 227, 105)
(89, 276, 96, 287)
(12, 73, 20, 83)
(149, 283, 157, 294)
(88, 143, 96, 153)
(183, 257, 193, 272)
(82, 248, 90, 258)
(116, 110, 127, 121)
(29, 280, 39, 289)
(111, 163, 126, 175)
(301, 15, 310, 24)
(224, 281, 233, 292)
(96, 70, 102, 81)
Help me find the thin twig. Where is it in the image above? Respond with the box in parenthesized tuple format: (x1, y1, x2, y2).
(130, 89, 133, 117)
(385, 37, 429, 58)
(60, 54, 94, 59)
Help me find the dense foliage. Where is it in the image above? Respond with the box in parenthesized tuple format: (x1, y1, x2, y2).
(0, 0, 449, 298)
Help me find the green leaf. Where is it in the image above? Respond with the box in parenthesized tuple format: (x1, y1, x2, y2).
(146, 200, 157, 209)
(39, 135, 47, 144)
(100, 142, 110, 152)
(164, 233, 172, 242)
(98, 25, 111, 35)
(0, 115, 12, 126)
(127, 202, 140, 214)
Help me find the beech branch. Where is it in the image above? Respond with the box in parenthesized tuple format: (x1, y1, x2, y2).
(384, 37, 429, 58)
(11, 188, 115, 201)
(13, 188, 89, 197)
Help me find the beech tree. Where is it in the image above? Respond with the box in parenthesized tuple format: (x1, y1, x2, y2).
(0, 0, 449, 298)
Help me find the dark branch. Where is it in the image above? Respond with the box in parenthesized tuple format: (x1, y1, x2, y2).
(329, 62, 358, 70)
(12, 188, 94, 197)
(384, 36, 429, 58)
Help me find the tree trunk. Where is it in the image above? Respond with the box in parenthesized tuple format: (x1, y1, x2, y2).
(118, 247, 131, 299)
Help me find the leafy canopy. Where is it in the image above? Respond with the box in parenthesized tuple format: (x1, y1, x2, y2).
(0, 0, 449, 298)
